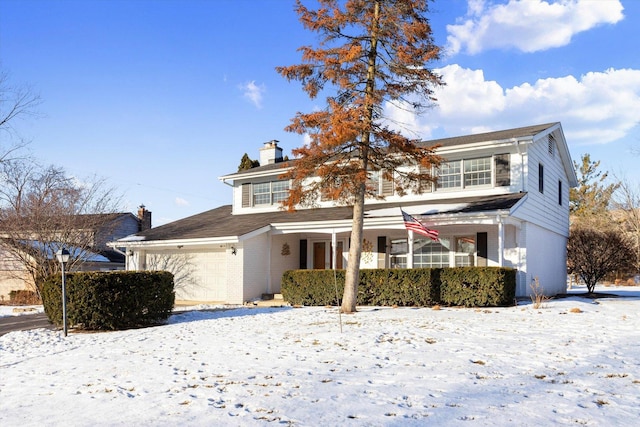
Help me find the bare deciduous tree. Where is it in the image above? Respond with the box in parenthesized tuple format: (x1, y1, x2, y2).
(0, 157, 123, 293)
(612, 175, 640, 273)
(0, 70, 41, 162)
(567, 227, 634, 293)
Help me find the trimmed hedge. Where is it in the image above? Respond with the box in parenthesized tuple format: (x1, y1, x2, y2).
(9, 289, 41, 305)
(282, 267, 515, 307)
(439, 267, 516, 307)
(40, 271, 175, 331)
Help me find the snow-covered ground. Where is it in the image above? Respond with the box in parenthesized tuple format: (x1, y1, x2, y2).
(1, 285, 639, 426)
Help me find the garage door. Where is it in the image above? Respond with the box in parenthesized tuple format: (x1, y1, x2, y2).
(188, 250, 227, 302)
(146, 250, 227, 302)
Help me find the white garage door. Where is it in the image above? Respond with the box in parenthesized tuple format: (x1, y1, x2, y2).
(188, 250, 227, 302)
(146, 250, 227, 302)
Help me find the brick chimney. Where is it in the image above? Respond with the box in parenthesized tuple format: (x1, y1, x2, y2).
(259, 140, 283, 165)
(137, 204, 152, 232)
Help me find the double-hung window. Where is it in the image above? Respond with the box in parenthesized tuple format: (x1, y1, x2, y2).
(437, 160, 462, 189)
(252, 180, 290, 206)
(464, 158, 492, 187)
(437, 157, 493, 190)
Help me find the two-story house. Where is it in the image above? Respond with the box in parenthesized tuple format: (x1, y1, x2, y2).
(115, 123, 576, 305)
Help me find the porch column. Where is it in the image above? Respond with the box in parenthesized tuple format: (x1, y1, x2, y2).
(497, 215, 504, 267)
(331, 230, 337, 270)
(407, 230, 414, 269)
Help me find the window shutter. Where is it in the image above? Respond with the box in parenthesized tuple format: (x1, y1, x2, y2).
(419, 166, 433, 193)
(476, 232, 488, 267)
(381, 172, 394, 196)
(494, 154, 510, 187)
(377, 236, 387, 268)
(241, 184, 251, 207)
(299, 239, 307, 269)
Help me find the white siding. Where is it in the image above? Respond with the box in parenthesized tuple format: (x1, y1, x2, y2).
(514, 133, 570, 237)
(270, 235, 300, 293)
(241, 233, 270, 302)
(524, 222, 568, 296)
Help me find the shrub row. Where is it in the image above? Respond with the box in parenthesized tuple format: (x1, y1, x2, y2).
(8, 289, 41, 305)
(40, 271, 175, 331)
(281, 267, 516, 307)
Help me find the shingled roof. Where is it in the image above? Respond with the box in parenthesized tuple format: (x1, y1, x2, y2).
(417, 122, 558, 149)
(127, 193, 525, 243)
(227, 123, 558, 178)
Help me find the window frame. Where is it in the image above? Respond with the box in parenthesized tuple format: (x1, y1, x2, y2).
(463, 157, 492, 187)
(251, 180, 290, 206)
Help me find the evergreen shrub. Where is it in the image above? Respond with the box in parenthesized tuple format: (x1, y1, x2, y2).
(281, 267, 515, 307)
(40, 271, 175, 331)
(8, 290, 41, 305)
(439, 267, 516, 307)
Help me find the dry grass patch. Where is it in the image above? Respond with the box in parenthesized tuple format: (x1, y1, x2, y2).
(530, 277, 549, 309)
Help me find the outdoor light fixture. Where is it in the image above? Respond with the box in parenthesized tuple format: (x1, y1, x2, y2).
(231, 246, 237, 255)
(56, 247, 70, 337)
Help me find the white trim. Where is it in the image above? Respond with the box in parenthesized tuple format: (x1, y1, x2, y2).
(218, 165, 294, 183)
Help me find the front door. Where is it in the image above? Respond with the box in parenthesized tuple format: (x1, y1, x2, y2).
(312, 241, 344, 269)
(313, 242, 326, 269)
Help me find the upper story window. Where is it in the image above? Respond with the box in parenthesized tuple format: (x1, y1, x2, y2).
(464, 157, 492, 187)
(538, 163, 544, 193)
(558, 180, 563, 205)
(437, 160, 462, 189)
(243, 180, 290, 207)
(436, 157, 494, 190)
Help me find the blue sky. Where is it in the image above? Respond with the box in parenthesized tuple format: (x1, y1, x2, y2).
(1, 0, 638, 226)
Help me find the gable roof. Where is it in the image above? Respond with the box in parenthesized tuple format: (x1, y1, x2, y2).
(121, 193, 525, 244)
(221, 123, 560, 180)
(417, 122, 559, 149)
(0, 212, 138, 233)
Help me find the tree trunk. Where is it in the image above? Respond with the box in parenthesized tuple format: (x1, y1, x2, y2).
(342, 182, 366, 313)
(341, 0, 380, 314)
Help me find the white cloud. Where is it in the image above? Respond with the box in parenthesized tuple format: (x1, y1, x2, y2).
(175, 197, 189, 207)
(447, 0, 624, 55)
(240, 80, 265, 108)
(384, 65, 640, 146)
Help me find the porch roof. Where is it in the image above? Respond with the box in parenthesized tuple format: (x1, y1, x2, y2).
(118, 193, 525, 244)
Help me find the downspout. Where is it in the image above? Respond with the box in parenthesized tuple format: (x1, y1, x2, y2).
(513, 138, 525, 193)
(107, 243, 129, 270)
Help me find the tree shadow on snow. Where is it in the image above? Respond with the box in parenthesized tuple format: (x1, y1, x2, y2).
(167, 306, 293, 325)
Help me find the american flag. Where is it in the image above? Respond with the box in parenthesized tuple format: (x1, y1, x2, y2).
(401, 209, 439, 241)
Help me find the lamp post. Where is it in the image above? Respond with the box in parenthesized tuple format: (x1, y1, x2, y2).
(56, 248, 70, 337)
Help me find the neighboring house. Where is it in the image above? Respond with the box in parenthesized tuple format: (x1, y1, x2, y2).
(115, 123, 577, 304)
(0, 206, 152, 300)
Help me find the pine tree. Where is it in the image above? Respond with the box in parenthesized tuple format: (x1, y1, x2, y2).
(277, 0, 443, 313)
(569, 153, 619, 227)
(237, 153, 260, 172)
